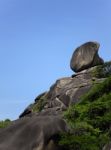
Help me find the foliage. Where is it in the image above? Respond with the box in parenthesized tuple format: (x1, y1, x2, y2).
(0, 119, 11, 128)
(58, 76, 111, 150)
(32, 93, 47, 112)
(92, 61, 111, 78)
(81, 75, 111, 103)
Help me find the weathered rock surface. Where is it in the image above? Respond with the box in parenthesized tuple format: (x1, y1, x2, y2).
(20, 65, 108, 118)
(0, 115, 67, 150)
(70, 41, 104, 72)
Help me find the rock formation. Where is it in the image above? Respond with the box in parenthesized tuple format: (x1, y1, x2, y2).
(0, 41, 111, 150)
(0, 116, 67, 150)
(70, 41, 104, 72)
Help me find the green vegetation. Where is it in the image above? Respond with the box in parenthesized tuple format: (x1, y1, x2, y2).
(32, 93, 47, 112)
(92, 61, 111, 78)
(0, 119, 11, 128)
(58, 76, 111, 150)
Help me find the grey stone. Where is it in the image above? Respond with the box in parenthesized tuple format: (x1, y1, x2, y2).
(70, 41, 104, 72)
(103, 142, 111, 150)
(0, 116, 67, 150)
(20, 66, 107, 118)
(46, 67, 105, 108)
(19, 104, 33, 118)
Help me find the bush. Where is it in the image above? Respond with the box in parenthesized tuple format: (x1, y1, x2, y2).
(0, 119, 11, 128)
(81, 76, 111, 103)
(58, 76, 111, 150)
(92, 61, 111, 78)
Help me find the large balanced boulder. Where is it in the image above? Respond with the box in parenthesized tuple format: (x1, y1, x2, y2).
(70, 41, 104, 72)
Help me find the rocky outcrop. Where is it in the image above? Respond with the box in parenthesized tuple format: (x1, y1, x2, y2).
(70, 41, 104, 72)
(0, 42, 111, 150)
(20, 65, 107, 118)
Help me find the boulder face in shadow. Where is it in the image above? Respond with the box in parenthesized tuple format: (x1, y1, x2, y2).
(70, 41, 104, 72)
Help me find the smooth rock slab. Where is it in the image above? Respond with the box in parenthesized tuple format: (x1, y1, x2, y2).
(0, 116, 67, 150)
(70, 41, 104, 72)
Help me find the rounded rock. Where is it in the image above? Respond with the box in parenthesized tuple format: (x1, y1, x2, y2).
(70, 41, 104, 72)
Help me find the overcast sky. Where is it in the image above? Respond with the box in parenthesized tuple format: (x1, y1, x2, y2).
(0, 0, 111, 120)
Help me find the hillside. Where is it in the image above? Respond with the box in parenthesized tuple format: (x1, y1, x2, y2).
(0, 41, 111, 150)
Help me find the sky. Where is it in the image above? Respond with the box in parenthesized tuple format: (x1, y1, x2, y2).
(0, 0, 111, 120)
